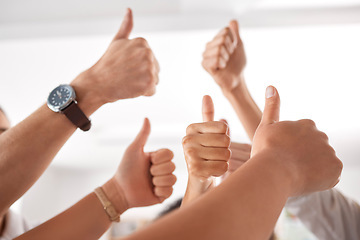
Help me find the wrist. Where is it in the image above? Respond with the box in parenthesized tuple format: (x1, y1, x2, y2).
(70, 71, 106, 117)
(188, 175, 215, 193)
(183, 176, 215, 205)
(102, 178, 129, 215)
(249, 150, 295, 198)
(221, 74, 246, 98)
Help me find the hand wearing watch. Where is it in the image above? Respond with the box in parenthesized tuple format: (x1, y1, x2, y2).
(47, 84, 91, 131)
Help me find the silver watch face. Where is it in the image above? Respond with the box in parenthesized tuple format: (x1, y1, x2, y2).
(47, 84, 76, 112)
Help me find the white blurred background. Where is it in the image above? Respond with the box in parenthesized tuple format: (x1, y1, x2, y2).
(1, 0, 360, 239)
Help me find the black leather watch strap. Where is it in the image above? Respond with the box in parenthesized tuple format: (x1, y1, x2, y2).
(62, 101, 91, 131)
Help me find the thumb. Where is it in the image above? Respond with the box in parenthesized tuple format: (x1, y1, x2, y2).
(260, 86, 280, 126)
(229, 20, 240, 45)
(202, 95, 214, 122)
(131, 118, 151, 148)
(219, 119, 230, 137)
(113, 8, 133, 40)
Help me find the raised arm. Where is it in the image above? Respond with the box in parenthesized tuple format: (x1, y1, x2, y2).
(0, 8, 160, 217)
(126, 86, 342, 240)
(15, 118, 176, 240)
(202, 20, 261, 140)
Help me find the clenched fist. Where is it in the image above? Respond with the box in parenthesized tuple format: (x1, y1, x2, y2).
(202, 20, 246, 92)
(182, 96, 231, 205)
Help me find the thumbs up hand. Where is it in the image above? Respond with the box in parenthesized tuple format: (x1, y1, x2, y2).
(202, 20, 246, 93)
(103, 118, 176, 213)
(71, 8, 160, 109)
(182, 96, 231, 205)
(252, 86, 343, 197)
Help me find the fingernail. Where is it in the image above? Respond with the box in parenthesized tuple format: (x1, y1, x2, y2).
(266, 86, 275, 99)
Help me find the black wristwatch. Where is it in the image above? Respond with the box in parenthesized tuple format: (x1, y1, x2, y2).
(47, 84, 91, 131)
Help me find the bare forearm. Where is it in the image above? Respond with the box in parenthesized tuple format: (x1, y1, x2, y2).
(0, 72, 102, 215)
(15, 193, 112, 240)
(223, 76, 261, 140)
(129, 152, 291, 240)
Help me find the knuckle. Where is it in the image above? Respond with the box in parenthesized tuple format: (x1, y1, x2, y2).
(301, 119, 316, 126)
(223, 148, 232, 159)
(184, 147, 196, 158)
(146, 69, 154, 81)
(330, 146, 336, 155)
(224, 27, 230, 34)
(220, 162, 229, 172)
(186, 124, 196, 134)
(216, 46, 223, 55)
(142, 71, 154, 85)
(201, 59, 207, 68)
(223, 135, 231, 147)
(155, 187, 163, 196)
(307, 119, 316, 126)
(320, 131, 329, 141)
(169, 174, 177, 185)
(182, 135, 193, 146)
(142, 48, 153, 60)
(133, 37, 147, 46)
(189, 161, 202, 174)
(221, 44, 227, 52)
(215, 57, 220, 66)
(152, 177, 158, 185)
(225, 35, 232, 44)
(143, 87, 156, 96)
(336, 158, 343, 170)
(169, 162, 176, 172)
(218, 121, 228, 133)
(143, 58, 154, 69)
(165, 149, 174, 160)
(150, 166, 156, 175)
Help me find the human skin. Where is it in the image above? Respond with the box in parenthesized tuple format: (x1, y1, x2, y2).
(182, 95, 230, 205)
(120, 86, 342, 240)
(0, 109, 10, 235)
(202, 21, 340, 239)
(202, 20, 261, 140)
(15, 118, 176, 240)
(0, 8, 160, 228)
(182, 118, 231, 205)
(15, 86, 342, 240)
(0, 110, 10, 132)
(182, 96, 251, 205)
(221, 134, 251, 180)
(202, 20, 340, 191)
(195, 20, 268, 200)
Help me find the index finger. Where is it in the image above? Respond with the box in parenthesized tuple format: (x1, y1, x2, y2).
(186, 121, 228, 135)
